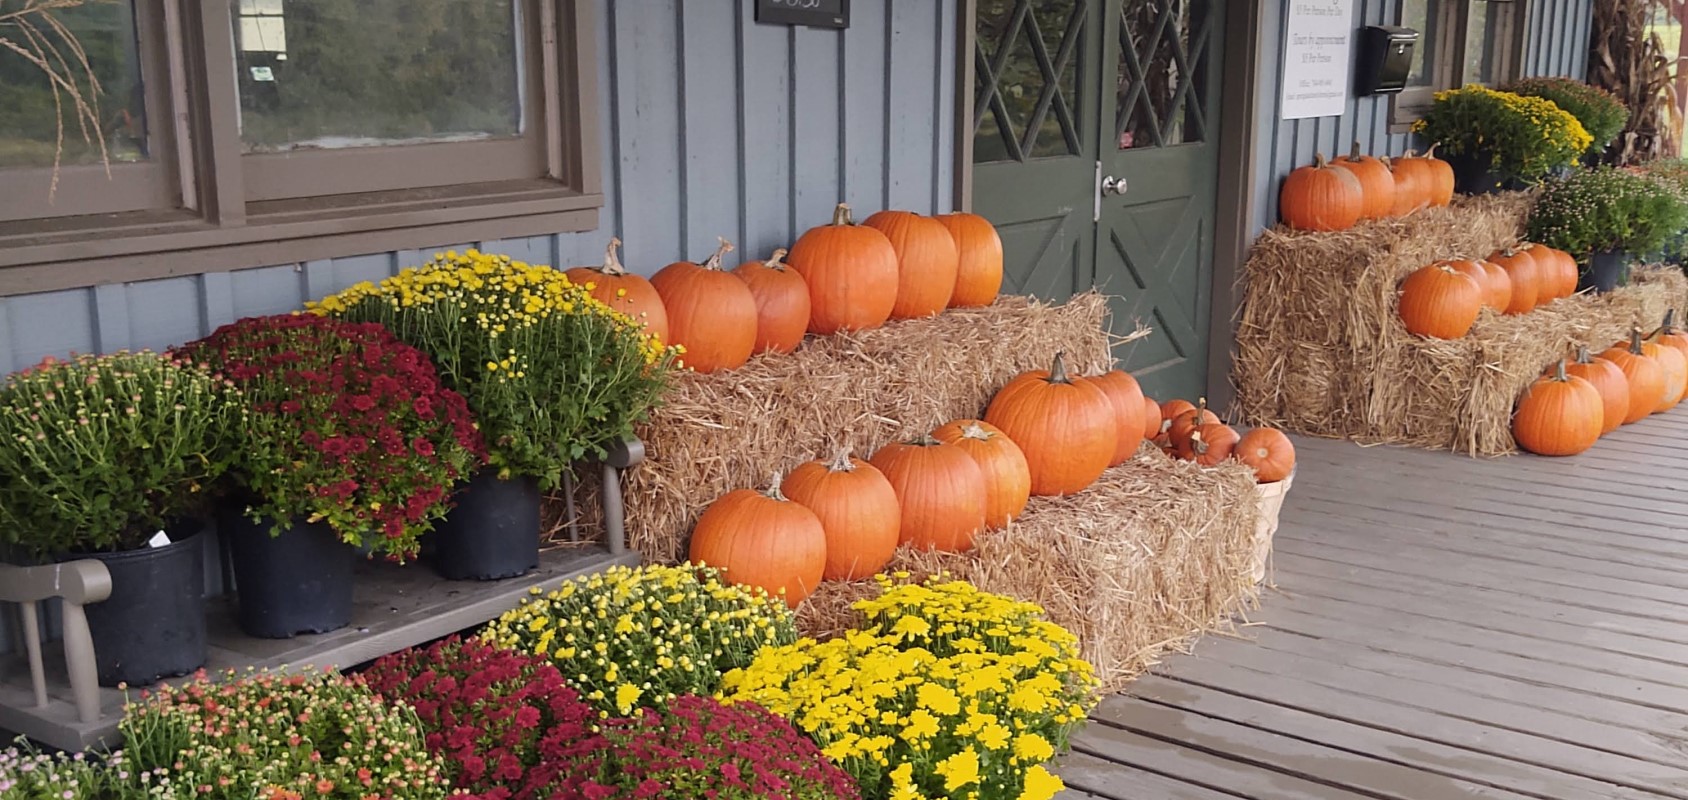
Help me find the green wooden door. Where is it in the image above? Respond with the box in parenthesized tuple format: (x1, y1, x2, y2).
(971, 0, 1223, 401)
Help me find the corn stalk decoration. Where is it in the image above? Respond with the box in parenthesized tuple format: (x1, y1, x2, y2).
(1589, 0, 1679, 163)
(0, 0, 110, 198)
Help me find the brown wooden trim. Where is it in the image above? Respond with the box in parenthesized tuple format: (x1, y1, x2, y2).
(161, 0, 199, 211)
(189, 0, 246, 225)
(954, 0, 976, 212)
(241, 138, 546, 202)
(1205, 0, 1264, 415)
(562, 0, 603, 197)
(0, 163, 176, 221)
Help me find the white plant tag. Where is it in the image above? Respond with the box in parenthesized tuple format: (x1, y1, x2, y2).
(147, 530, 171, 548)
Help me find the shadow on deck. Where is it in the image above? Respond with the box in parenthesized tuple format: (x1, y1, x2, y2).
(1059, 411, 1688, 799)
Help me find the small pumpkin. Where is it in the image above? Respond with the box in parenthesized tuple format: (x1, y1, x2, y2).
(1085, 369, 1148, 466)
(1513, 361, 1603, 457)
(863, 210, 961, 319)
(984, 352, 1119, 496)
(1478, 260, 1514, 313)
(1235, 427, 1296, 483)
(934, 212, 1004, 308)
(1600, 329, 1666, 424)
(1649, 310, 1688, 404)
(1141, 395, 1164, 441)
(1647, 329, 1688, 412)
(1488, 248, 1540, 315)
(1398, 262, 1482, 339)
(1446, 259, 1499, 312)
(1280, 153, 1364, 232)
(1565, 345, 1629, 435)
(1175, 422, 1240, 467)
(688, 473, 827, 608)
(786, 203, 900, 334)
(933, 419, 1032, 529)
(1415, 144, 1456, 207)
(1167, 397, 1222, 448)
(732, 248, 811, 355)
(564, 237, 672, 344)
(1532, 245, 1578, 301)
(1160, 398, 1197, 425)
(1331, 141, 1396, 221)
(651, 237, 760, 372)
(869, 434, 988, 553)
(1386, 150, 1434, 216)
(781, 450, 902, 582)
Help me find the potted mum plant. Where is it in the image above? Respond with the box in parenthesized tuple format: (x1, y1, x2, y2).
(175, 315, 485, 638)
(309, 250, 681, 581)
(0, 351, 241, 686)
(1502, 76, 1629, 162)
(1412, 84, 1593, 193)
(1526, 166, 1688, 292)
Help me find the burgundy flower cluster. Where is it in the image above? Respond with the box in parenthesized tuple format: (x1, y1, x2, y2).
(176, 314, 486, 558)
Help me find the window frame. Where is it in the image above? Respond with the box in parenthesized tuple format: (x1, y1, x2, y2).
(0, 0, 603, 296)
(1388, 0, 1528, 132)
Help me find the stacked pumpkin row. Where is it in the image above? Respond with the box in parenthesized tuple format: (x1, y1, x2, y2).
(564, 203, 1003, 373)
(1280, 143, 1456, 232)
(688, 355, 1298, 605)
(1513, 312, 1688, 456)
(1398, 244, 1582, 339)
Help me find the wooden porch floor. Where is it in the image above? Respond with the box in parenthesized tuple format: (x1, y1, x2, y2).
(1058, 411, 1688, 799)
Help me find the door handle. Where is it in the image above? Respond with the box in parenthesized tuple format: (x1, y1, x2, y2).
(1101, 175, 1128, 196)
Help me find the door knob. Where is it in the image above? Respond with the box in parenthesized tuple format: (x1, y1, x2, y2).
(1101, 175, 1127, 196)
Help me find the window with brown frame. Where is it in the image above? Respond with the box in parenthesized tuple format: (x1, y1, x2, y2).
(1389, 0, 1527, 131)
(0, 0, 601, 295)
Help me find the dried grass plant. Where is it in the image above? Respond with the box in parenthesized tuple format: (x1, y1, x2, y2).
(1, 0, 111, 197)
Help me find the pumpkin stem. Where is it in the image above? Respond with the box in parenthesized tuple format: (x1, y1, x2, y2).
(603, 237, 628, 276)
(762, 471, 789, 501)
(910, 433, 942, 447)
(826, 448, 855, 472)
(702, 237, 736, 271)
(1575, 344, 1593, 364)
(830, 203, 854, 226)
(1349, 140, 1363, 161)
(1424, 142, 1440, 158)
(1190, 429, 1209, 456)
(1552, 359, 1569, 382)
(1662, 308, 1677, 336)
(1630, 328, 1645, 354)
(1047, 351, 1072, 384)
(1313, 152, 1329, 168)
(765, 248, 790, 270)
(960, 421, 993, 441)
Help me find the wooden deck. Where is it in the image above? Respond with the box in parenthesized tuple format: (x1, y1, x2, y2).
(1059, 412, 1688, 800)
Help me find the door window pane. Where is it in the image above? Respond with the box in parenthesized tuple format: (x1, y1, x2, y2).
(1464, 0, 1496, 84)
(0, 1, 147, 168)
(1400, 0, 1439, 87)
(973, 0, 1085, 163)
(1116, 0, 1209, 149)
(231, 0, 524, 153)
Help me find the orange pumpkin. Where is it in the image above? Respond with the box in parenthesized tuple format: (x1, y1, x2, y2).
(869, 435, 988, 552)
(1446, 259, 1498, 312)
(1415, 144, 1456, 207)
(1386, 151, 1434, 216)
(1331, 141, 1396, 221)
(1160, 398, 1197, 425)
(564, 237, 671, 344)
(1649, 310, 1688, 403)
(984, 352, 1118, 496)
(1175, 422, 1240, 467)
(1649, 336, 1688, 412)
(1600, 330, 1666, 424)
(1565, 345, 1629, 435)
(1398, 263, 1482, 339)
(651, 238, 759, 373)
(932, 419, 1032, 529)
(1167, 399, 1222, 448)
(786, 203, 900, 334)
(1280, 153, 1364, 231)
(1141, 395, 1164, 441)
(781, 451, 901, 581)
(934, 212, 1004, 308)
(1532, 246, 1578, 301)
(688, 473, 827, 607)
(732, 248, 811, 355)
(1488, 248, 1540, 315)
(1235, 427, 1296, 483)
(863, 210, 961, 319)
(1086, 370, 1148, 466)
(1513, 361, 1603, 457)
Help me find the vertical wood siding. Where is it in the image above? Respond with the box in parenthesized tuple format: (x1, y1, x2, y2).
(1249, 0, 1594, 236)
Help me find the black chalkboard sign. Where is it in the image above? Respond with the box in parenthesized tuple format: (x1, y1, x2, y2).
(755, 0, 849, 29)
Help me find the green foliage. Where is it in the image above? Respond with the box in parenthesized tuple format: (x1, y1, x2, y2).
(1412, 84, 1593, 183)
(0, 351, 244, 557)
(1527, 166, 1688, 258)
(0, 0, 144, 169)
(0, 741, 134, 799)
(1503, 77, 1630, 155)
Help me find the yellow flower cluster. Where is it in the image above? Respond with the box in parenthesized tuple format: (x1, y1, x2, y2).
(1412, 84, 1592, 181)
(480, 563, 797, 717)
(719, 574, 1099, 800)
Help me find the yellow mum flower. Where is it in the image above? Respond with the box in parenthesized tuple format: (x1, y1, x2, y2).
(936, 748, 980, 790)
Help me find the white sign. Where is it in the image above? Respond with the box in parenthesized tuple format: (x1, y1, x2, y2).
(1280, 0, 1355, 120)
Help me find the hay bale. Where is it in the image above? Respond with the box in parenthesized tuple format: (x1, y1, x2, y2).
(1233, 190, 1688, 455)
(556, 293, 1115, 561)
(798, 449, 1261, 694)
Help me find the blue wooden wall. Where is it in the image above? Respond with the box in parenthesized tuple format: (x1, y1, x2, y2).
(1248, 0, 1595, 235)
(0, 0, 958, 374)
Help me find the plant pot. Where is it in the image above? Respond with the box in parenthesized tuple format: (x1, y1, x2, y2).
(220, 507, 356, 638)
(431, 470, 541, 581)
(75, 525, 208, 687)
(1583, 250, 1629, 294)
(1443, 150, 1524, 195)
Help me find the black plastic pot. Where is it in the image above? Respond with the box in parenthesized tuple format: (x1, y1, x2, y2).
(221, 508, 356, 638)
(1584, 250, 1629, 294)
(431, 471, 541, 581)
(1443, 150, 1525, 195)
(77, 525, 208, 687)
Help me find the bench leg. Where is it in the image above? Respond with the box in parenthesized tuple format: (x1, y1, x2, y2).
(19, 601, 47, 709)
(59, 602, 100, 724)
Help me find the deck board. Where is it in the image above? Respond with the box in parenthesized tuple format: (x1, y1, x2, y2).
(1063, 414, 1688, 798)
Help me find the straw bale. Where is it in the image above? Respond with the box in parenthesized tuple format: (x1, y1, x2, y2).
(796, 448, 1260, 694)
(1233, 191, 1688, 455)
(555, 293, 1114, 561)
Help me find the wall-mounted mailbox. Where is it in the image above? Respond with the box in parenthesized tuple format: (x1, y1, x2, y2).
(755, 0, 849, 29)
(1355, 25, 1418, 96)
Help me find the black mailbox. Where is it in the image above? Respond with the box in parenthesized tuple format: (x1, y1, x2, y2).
(1356, 25, 1419, 96)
